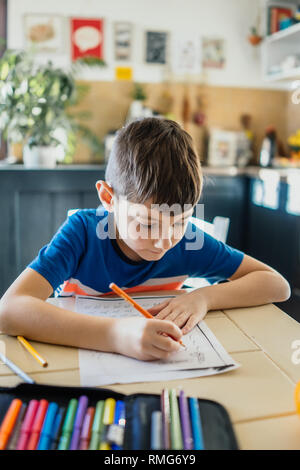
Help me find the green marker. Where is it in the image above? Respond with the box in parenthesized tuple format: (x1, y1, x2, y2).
(58, 399, 78, 450)
(89, 401, 105, 450)
(169, 389, 183, 450)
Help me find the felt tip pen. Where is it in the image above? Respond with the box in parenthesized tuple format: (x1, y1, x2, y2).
(89, 401, 105, 450)
(17, 399, 39, 450)
(179, 390, 193, 450)
(7, 403, 27, 450)
(99, 398, 116, 450)
(0, 351, 35, 384)
(108, 400, 125, 450)
(69, 395, 89, 450)
(150, 411, 162, 450)
(79, 407, 95, 450)
(57, 399, 78, 450)
(50, 407, 66, 450)
(0, 398, 23, 450)
(27, 399, 49, 450)
(37, 402, 59, 450)
(161, 389, 171, 450)
(169, 389, 183, 450)
(189, 397, 204, 450)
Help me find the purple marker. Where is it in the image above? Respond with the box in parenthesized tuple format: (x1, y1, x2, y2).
(69, 396, 89, 450)
(179, 390, 193, 450)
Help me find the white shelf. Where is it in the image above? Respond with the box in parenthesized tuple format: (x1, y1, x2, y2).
(264, 66, 300, 81)
(265, 21, 300, 43)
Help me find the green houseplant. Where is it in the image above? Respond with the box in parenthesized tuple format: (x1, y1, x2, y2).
(0, 49, 102, 167)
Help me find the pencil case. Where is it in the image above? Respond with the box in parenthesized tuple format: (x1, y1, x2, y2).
(0, 382, 239, 450)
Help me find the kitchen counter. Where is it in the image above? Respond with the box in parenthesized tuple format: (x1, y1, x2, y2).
(0, 163, 299, 181)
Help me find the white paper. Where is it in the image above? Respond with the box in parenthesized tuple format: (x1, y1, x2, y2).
(75, 295, 239, 386)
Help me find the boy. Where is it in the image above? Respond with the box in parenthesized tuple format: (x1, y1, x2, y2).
(0, 118, 290, 362)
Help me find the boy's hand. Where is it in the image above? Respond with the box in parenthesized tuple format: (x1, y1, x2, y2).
(147, 291, 208, 335)
(112, 317, 182, 361)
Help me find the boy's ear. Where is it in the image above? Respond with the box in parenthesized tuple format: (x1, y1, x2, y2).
(95, 180, 114, 212)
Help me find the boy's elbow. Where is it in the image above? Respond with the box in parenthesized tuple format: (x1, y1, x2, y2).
(275, 275, 291, 302)
(0, 299, 17, 335)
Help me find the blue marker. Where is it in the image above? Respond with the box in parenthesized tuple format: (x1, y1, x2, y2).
(189, 398, 204, 450)
(51, 407, 65, 450)
(109, 400, 125, 450)
(37, 402, 59, 450)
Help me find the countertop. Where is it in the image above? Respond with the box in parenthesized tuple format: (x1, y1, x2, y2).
(0, 163, 299, 181)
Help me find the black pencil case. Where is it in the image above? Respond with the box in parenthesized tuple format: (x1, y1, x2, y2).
(0, 383, 239, 450)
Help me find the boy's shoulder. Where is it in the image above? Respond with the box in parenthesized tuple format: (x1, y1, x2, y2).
(68, 206, 108, 224)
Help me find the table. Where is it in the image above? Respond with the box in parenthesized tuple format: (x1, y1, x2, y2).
(1, 290, 300, 450)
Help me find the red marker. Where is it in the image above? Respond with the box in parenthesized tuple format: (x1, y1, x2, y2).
(27, 400, 49, 450)
(16, 400, 39, 450)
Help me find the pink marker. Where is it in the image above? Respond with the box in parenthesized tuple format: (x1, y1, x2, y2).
(16, 400, 39, 450)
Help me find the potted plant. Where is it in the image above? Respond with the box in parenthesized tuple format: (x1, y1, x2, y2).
(0, 49, 102, 167)
(248, 26, 263, 46)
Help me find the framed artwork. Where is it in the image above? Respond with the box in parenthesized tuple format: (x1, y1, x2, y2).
(171, 34, 202, 75)
(23, 14, 65, 53)
(207, 129, 239, 167)
(71, 18, 103, 61)
(202, 37, 225, 68)
(114, 22, 132, 61)
(145, 31, 168, 64)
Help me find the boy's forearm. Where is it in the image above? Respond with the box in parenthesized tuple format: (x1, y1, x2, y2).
(195, 271, 291, 312)
(0, 295, 118, 352)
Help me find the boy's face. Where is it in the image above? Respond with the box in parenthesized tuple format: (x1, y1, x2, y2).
(113, 196, 194, 262)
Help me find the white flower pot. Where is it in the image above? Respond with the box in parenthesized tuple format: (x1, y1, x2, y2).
(23, 145, 58, 168)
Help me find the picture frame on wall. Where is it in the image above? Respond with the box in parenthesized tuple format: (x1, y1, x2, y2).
(71, 17, 104, 61)
(171, 34, 202, 75)
(145, 31, 168, 64)
(114, 22, 132, 61)
(23, 14, 65, 53)
(207, 129, 239, 167)
(202, 37, 226, 69)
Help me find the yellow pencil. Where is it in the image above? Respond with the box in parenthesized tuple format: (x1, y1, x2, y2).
(17, 336, 48, 368)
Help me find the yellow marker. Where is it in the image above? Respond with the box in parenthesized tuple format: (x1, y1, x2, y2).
(99, 398, 116, 450)
(17, 336, 48, 368)
(99, 442, 111, 450)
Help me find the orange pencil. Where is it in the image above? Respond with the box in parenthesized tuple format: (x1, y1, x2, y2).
(109, 282, 186, 348)
(0, 398, 23, 450)
(17, 336, 48, 368)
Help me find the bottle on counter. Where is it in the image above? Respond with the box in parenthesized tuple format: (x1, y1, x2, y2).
(259, 126, 278, 168)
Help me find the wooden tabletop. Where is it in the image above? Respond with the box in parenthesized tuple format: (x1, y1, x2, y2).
(1, 289, 300, 450)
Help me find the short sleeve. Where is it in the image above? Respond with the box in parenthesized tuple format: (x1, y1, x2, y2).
(28, 212, 87, 291)
(184, 225, 244, 281)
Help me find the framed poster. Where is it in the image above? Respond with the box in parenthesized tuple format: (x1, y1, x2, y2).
(71, 18, 103, 61)
(114, 22, 132, 61)
(207, 129, 238, 167)
(171, 34, 202, 75)
(202, 37, 225, 68)
(145, 31, 167, 64)
(24, 14, 64, 52)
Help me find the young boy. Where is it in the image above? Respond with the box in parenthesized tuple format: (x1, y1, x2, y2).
(0, 118, 290, 362)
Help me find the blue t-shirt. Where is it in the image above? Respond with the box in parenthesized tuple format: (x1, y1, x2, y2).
(28, 207, 244, 297)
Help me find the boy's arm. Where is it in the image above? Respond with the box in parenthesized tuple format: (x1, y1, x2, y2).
(0, 268, 182, 360)
(0, 268, 118, 352)
(149, 255, 291, 334)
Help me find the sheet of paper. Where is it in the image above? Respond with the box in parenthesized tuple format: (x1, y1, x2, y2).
(75, 295, 239, 386)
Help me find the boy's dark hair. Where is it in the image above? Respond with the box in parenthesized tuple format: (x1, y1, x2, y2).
(105, 118, 202, 209)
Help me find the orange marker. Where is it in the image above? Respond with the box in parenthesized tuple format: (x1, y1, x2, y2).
(0, 398, 23, 450)
(109, 282, 186, 348)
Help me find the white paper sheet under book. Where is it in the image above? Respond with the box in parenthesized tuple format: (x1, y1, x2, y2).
(75, 295, 239, 386)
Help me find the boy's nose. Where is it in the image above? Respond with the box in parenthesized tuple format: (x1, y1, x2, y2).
(154, 233, 173, 250)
